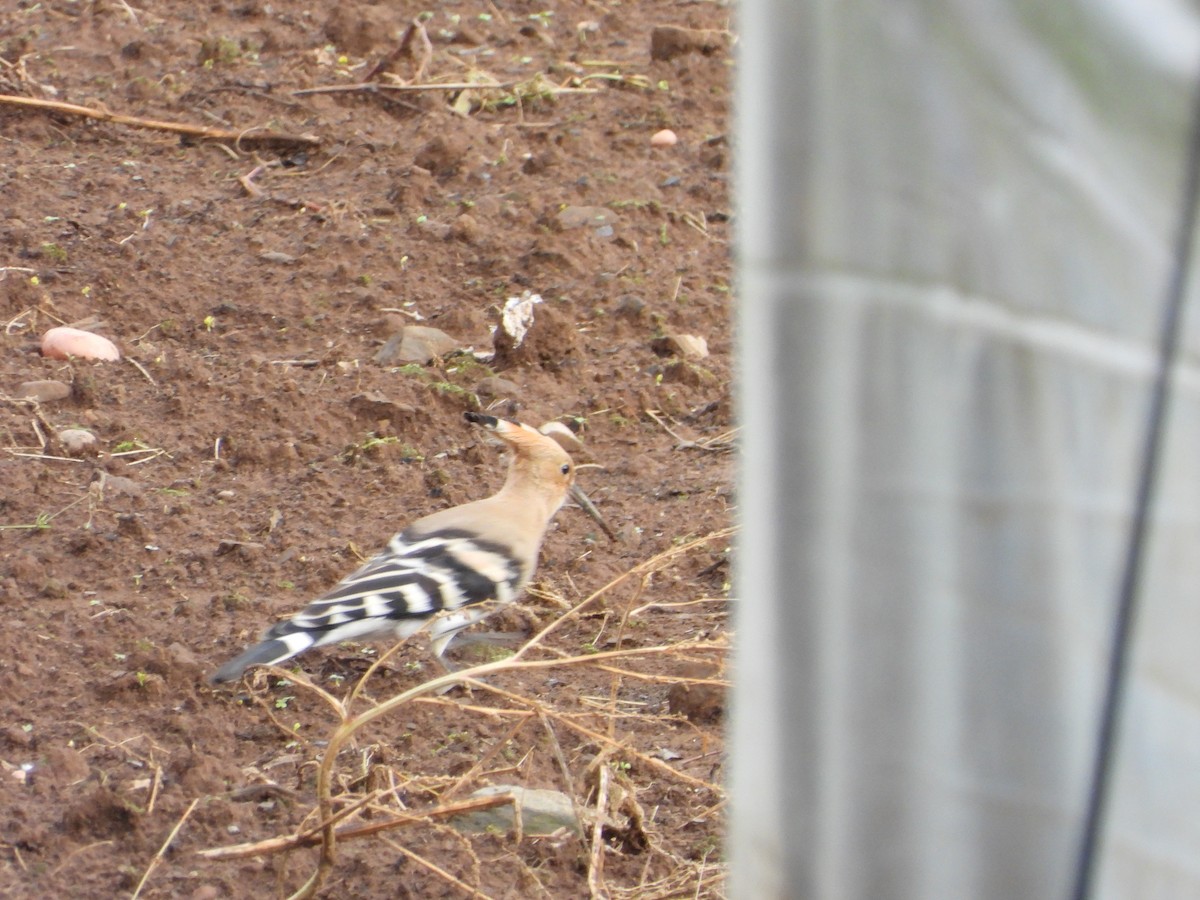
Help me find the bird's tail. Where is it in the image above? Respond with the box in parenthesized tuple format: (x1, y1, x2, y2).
(209, 632, 316, 684)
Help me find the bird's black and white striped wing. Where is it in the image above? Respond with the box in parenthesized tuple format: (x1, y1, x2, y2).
(209, 528, 522, 683)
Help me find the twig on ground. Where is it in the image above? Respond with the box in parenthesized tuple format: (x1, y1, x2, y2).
(239, 161, 325, 212)
(0, 94, 319, 147)
(196, 794, 511, 861)
(645, 410, 737, 453)
(125, 356, 157, 387)
(382, 838, 493, 899)
(129, 798, 198, 900)
(294, 81, 516, 97)
(587, 763, 611, 900)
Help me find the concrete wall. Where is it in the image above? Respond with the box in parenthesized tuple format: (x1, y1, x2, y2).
(731, 2, 1200, 897)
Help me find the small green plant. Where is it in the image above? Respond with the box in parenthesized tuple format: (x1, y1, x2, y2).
(340, 432, 410, 464)
(0, 512, 52, 532)
(199, 36, 257, 66)
(135, 672, 150, 687)
(221, 591, 253, 611)
(445, 357, 495, 383)
(40, 242, 68, 263)
(275, 696, 295, 710)
(429, 381, 470, 397)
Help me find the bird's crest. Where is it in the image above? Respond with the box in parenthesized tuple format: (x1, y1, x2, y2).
(463, 411, 566, 462)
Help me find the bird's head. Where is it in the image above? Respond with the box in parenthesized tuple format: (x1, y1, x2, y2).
(464, 412, 616, 540)
(464, 411, 575, 504)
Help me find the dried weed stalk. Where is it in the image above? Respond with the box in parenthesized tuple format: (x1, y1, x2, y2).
(201, 526, 735, 900)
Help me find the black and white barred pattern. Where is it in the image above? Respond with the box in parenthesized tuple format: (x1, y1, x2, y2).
(210, 528, 523, 683)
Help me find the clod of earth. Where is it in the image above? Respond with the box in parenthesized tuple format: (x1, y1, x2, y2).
(649, 24, 729, 61)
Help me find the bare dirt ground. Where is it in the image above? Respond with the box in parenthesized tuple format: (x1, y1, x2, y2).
(0, 1, 733, 896)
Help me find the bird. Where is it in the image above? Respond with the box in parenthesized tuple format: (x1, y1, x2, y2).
(210, 411, 596, 684)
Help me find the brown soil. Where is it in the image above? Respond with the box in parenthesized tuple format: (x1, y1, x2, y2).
(0, 2, 732, 897)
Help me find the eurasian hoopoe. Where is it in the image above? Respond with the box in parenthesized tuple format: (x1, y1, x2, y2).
(210, 411, 598, 684)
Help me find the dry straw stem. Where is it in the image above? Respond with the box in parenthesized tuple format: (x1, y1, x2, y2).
(473, 678, 721, 793)
(196, 793, 513, 861)
(130, 798, 198, 900)
(0, 93, 319, 147)
(587, 762, 612, 899)
(226, 527, 734, 900)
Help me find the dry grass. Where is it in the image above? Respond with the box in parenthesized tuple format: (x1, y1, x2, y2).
(197, 527, 734, 899)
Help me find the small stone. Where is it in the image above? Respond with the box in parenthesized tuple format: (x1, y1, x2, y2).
(41, 327, 120, 361)
(96, 472, 144, 497)
(375, 326, 460, 365)
(416, 218, 452, 240)
(538, 420, 584, 452)
(349, 391, 417, 425)
(651, 333, 709, 359)
(58, 428, 97, 455)
(259, 251, 298, 265)
(650, 129, 678, 148)
(17, 380, 71, 403)
(451, 785, 581, 836)
(554, 205, 619, 231)
(474, 376, 522, 399)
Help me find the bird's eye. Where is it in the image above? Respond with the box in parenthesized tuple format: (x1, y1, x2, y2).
(561, 463, 570, 475)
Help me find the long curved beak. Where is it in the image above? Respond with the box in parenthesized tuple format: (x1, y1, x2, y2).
(569, 483, 618, 542)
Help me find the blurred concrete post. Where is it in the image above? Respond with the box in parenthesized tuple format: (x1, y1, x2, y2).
(732, 2, 1200, 898)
